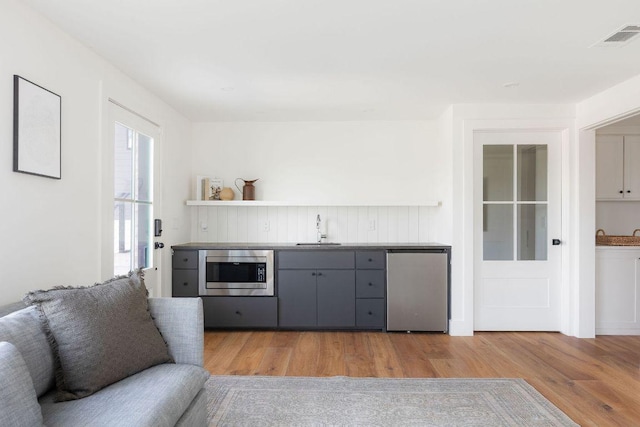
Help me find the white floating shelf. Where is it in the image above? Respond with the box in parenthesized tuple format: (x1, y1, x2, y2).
(186, 200, 441, 207)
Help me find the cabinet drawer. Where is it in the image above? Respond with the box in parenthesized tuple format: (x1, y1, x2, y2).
(172, 270, 199, 297)
(202, 297, 278, 328)
(356, 270, 385, 298)
(356, 299, 385, 329)
(172, 250, 199, 269)
(278, 250, 355, 269)
(356, 251, 385, 269)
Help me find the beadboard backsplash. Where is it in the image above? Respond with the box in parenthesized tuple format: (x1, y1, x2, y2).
(190, 205, 437, 243)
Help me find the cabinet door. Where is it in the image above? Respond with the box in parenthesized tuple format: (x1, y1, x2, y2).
(596, 249, 640, 334)
(278, 270, 317, 327)
(356, 251, 386, 269)
(623, 135, 640, 199)
(356, 270, 385, 298)
(172, 250, 199, 269)
(356, 299, 385, 328)
(317, 270, 355, 327)
(172, 269, 198, 297)
(278, 251, 354, 269)
(202, 297, 278, 328)
(596, 135, 624, 200)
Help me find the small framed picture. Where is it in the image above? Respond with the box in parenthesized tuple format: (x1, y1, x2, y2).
(203, 177, 224, 200)
(13, 75, 62, 179)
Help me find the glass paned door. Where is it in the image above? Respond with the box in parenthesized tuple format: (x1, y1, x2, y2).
(113, 122, 154, 276)
(474, 130, 562, 332)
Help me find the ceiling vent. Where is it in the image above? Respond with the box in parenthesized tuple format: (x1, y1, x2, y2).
(592, 25, 640, 48)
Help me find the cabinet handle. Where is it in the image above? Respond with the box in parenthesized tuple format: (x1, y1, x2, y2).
(317, 272, 323, 276)
(183, 258, 189, 262)
(368, 282, 373, 286)
(620, 190, 624, 194)
(368, 258, 373, 262)
(368, 311, 373, 315)
(235, 310, 241, 315)
(311, 272, 316, 276)
(627, 190, 631, 193)
(183, 282, 188, 286)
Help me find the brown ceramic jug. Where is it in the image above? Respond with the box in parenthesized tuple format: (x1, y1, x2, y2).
(235, 178, 258, 200)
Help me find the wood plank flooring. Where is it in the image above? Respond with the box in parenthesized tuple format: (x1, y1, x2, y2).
(204, 331, 640, 426)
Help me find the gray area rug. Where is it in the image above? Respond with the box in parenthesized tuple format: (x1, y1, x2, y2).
(205, 375, 578, 426)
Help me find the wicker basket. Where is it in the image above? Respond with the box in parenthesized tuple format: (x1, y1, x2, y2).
(596, 229, 640, 246)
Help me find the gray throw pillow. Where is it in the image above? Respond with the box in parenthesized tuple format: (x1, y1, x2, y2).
(23, 270, 173, 401)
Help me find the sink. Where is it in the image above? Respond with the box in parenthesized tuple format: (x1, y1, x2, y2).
(295, 242, 342, 246)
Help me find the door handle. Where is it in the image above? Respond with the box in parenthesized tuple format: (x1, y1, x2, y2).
(154, 242, 165, 249)
(552, 239, 561, 246)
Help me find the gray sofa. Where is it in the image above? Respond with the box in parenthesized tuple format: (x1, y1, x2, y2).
(0, 297, 209, 427)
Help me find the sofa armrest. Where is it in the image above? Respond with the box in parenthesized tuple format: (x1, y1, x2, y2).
(148, 297, 204, 367)
(0, 342, 44, 426)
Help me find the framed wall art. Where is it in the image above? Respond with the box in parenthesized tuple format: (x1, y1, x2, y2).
(13, 75, 62, 179)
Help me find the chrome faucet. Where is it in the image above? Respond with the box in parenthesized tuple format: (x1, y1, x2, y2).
(316, 214, 327, 243)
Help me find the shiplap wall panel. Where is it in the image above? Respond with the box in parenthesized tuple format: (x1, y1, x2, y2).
(191, 206, 435, 243)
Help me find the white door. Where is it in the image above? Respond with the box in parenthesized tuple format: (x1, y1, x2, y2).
(103, 102, 163, 296)
(474, 130, 562, 331)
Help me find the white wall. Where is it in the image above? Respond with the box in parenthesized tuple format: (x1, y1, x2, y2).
(577, 73, 640, 129)
(596, 202, 640, 235)
(191, 121, 441, 205)
(190, 120, 449, 244)
(0, 0, 192, 305)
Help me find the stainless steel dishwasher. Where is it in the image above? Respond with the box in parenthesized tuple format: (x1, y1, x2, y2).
(386, 249, 449, 332)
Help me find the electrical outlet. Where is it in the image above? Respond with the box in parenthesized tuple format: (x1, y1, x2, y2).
(200, 221, 208, 231)
(263, 220, 270, 232)
(368, 219, 376, 231)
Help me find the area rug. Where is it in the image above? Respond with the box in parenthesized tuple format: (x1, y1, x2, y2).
(205, 376, 578, 426)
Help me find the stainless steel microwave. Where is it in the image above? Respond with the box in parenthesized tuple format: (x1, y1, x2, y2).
(198, 249, 274, 296)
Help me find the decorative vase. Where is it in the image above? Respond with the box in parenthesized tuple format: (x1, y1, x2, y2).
(220, 187, 235, 201)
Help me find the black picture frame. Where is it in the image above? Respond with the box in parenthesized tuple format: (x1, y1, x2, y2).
(13, 75, 61, 179)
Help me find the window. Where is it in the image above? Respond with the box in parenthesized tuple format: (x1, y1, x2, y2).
(483, 144, 548, 261)
(113, 122, 154, 275)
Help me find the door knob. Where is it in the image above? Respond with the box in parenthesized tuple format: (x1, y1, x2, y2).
(552, 239, 561, 246)
(154, 242, 165, 249)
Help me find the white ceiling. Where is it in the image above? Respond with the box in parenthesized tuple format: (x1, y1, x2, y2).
(21, 0, 640, 122)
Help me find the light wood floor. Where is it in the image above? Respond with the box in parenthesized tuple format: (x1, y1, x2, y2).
(204, 330, 640, 426)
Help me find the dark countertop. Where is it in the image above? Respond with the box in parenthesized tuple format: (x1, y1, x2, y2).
(172, 242, 451, 250)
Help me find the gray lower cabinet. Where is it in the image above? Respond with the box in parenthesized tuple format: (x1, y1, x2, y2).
(355, 250, 386, 329)
(172, 269, 198, 297)
(317, 270, 356, 327)
(171, 247, 389, 330)
(278, 270, 317, 327)
(278, 251, 356, 328)
(202, 297, 278, 328)
(278, 250, 383, 329)
(172, 250, 199, 297)
(356, 299, 385, 328)
(278, 269, 356, 328)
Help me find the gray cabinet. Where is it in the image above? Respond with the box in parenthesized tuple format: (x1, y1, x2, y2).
(172, 249, 277, 328)
(317, 270, 355, 327)
(202, 297, 277, 328)
(355, 250, 386, 329)
(278, 251, 356, 328)
(356, 299, 385, 328)
(172, 250, 199, 297)
(278, 270, 317, 327)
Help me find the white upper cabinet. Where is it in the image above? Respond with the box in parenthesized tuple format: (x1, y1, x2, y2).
(596, 134, 640, 200)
